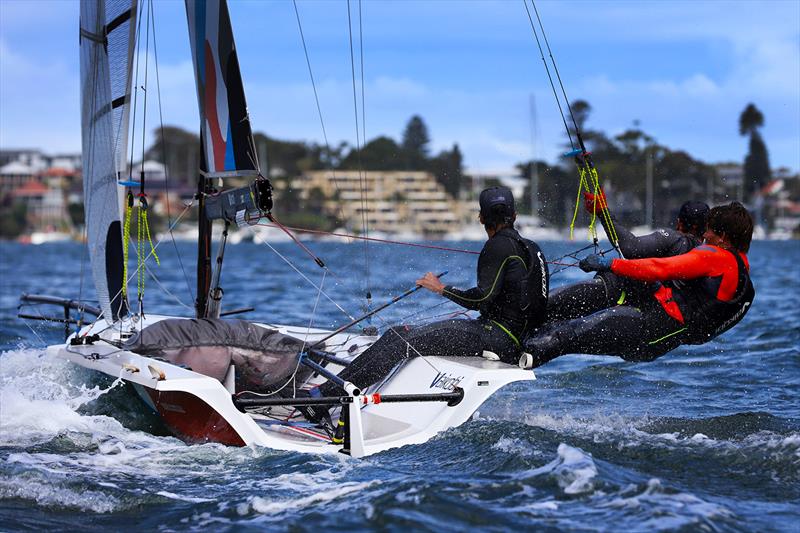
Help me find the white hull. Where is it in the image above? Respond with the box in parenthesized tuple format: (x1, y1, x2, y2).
(57, 314, 534, 457)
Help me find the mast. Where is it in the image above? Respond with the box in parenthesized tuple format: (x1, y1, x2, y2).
(185, 0, 263, 319)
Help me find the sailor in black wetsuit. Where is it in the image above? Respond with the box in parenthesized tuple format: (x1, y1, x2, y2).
(315, 187, 549, 401)
(547, 195, 709, 321)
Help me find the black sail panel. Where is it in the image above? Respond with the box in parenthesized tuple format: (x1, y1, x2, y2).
(185, 0, 259, 178)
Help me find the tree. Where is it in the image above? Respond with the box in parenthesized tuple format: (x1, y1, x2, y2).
(571, 100, 591, 133)
(738, 103, 771, 194)
(339, 136, 401, 170)
(401, 115, 430, 170)
(144, 125, 201, 187)
(430, 143, 463, 198)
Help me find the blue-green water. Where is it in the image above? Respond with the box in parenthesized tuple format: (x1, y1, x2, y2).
(1, 239, 798, 532)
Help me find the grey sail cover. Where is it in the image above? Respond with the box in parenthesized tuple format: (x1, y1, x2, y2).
(125, 319, 311, 394)
(80, 0, 137, 322)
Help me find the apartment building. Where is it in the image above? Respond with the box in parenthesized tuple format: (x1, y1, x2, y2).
(291, 170, 462, 236)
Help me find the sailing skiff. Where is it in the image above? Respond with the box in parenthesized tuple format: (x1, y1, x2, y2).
(19, 0, 534, 458)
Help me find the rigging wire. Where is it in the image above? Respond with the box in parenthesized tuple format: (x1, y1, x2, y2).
(136, 0, 154, 314)
(291, 0, 348, 228)
(247, 225, 357, 322)
(521, 0, 574, 150)
(346, 0, 373, 309)
(522, 0, 622, 255)
(144, 264, 195, 312)
(149, 0, 194, 304)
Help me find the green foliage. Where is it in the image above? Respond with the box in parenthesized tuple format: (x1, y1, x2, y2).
(401, 115, 431, 170)
(739, 104, 771, 194)
(429, 143, 464, 198)
(739, 103, 764, 136)
(519, 161, 572, 225)
(339, 136, 401, 169)
(67, 203, 85, 227)
(0, 200, 27, 238)
(145, 126, 201, 187)
(274, 211, 335, 232)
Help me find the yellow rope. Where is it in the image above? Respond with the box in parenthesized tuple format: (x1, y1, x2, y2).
(122, 201, 132, 297)
(141, 208, 160, 265)
(568, 156, 623, 251)
(132, 200, 160, 301)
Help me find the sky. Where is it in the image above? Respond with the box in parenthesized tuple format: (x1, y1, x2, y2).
(1, 0, 798, 174)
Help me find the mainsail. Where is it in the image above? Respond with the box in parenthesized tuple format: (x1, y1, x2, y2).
(185, 0, 259, 178)
(79, 0, 138, 322)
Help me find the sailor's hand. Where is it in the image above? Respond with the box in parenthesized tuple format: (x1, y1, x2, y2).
(579, 254, 613, 273)
(583, 191, 608, 214)
(416, 272, 445, 294)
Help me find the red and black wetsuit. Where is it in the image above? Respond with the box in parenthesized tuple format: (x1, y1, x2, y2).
(610, 244, 755, 344)
(547, 213, 702, 321)
(524, 245, 754, 366)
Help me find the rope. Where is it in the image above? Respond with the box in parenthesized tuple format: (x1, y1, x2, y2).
(254, 220, 480, 255)
(89, 200, 194, 327)
(150, 0, 194, 303)
(523, 0, 623, 254)
(291, 0, 348, 227)
(122, 193, 133, 296)
(346, 0, 372, 308)
(247, 225, 357, 322)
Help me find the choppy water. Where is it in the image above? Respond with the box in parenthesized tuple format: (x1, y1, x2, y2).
(1, 239, 798, 532)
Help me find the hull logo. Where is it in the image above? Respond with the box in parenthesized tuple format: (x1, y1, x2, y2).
(430, 372, 464, 391)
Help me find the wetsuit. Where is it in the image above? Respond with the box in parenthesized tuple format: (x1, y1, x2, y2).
(319, 228, 549, 396)
(524, 244, 754, 367)
(547, 212, 702, 321)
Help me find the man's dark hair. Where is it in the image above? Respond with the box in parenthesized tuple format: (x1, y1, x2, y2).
(707, 201, 754, 253)
(678, 201, 709, 237)
(479, 186, 516, 230)
(483, 204, 516, 230)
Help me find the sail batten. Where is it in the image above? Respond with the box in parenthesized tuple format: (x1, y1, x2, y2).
(186, 0, 259, 179)
(80, 0, 138, 322)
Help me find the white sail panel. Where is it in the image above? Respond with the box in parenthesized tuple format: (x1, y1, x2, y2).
(80, 0, 137, 322)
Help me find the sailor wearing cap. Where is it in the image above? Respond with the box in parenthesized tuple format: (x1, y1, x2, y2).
(313, 187, 549, 403)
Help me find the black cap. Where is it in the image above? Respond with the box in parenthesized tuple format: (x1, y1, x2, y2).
(678, 201, 710, 232)
(479, 186, 516, 218)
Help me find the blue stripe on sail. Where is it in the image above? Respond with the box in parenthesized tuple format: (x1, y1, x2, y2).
(224, 120, 235, 170)
(194, 1, 206, 84)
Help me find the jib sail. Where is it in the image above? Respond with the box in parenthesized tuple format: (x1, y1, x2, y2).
(79, 0, 138, 322)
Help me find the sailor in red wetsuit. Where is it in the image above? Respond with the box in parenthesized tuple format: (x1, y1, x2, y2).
(520, 202, 755, 369)
(547, 193, 709, 321)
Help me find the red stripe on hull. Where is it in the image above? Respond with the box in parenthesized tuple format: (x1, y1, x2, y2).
(145, 389, 245, 446)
